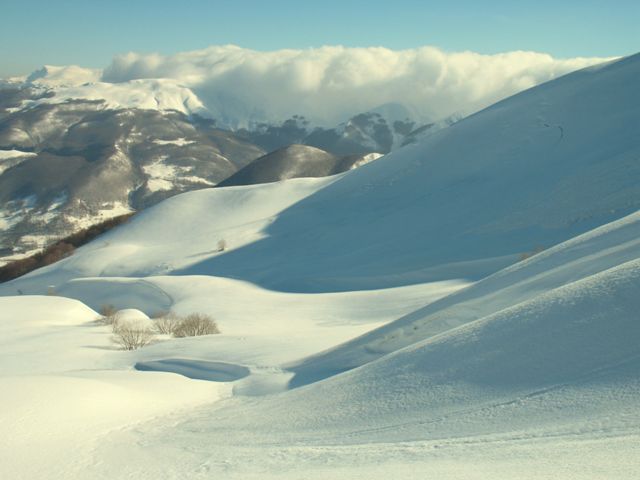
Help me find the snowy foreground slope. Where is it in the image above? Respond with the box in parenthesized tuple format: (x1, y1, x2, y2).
(1, 55, 639, 479)
(96, 212, 639, 480)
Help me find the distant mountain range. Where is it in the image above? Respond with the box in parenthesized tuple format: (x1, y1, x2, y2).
(0, 72, 451, 265)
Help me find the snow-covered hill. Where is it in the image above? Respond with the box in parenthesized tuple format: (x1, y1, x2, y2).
(171, 211, 640, 453)
(290, 209, 640, 386)
(219, 144, 383, 187)
(1, 53, 639, 479)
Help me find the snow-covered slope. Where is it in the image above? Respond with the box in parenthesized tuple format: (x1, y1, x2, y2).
(186, 54, 640, 292)
(4, 54, 640, 294)
(3, 215, 638, 479)
(0, 295, 226, 480)
(0, 176, 339, 293)
(145, 222, 635, 479)
(184, 224, 640, 440)
(290, 209, 640, 385)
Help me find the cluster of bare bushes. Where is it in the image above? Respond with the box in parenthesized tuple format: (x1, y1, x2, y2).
(98, 306, 220, 351)
(152, 311, 220, 337)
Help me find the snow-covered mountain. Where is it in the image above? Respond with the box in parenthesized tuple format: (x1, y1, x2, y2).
(0, 53, 639, 479)
(0, 91, 266, 264)
(0, 80, 418, 265)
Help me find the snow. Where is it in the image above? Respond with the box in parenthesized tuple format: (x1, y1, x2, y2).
(0, 195, 38, 230)
(22, 78, 208, 117)
(349, 152, 384, 169)
(291, 210, 640, 384)
(0, 150, 37, 175)
(0, 280, 464, 479)
(0, 149, 37, 160)
(112, 307, 152, 328)
(0, 175, 342, 287)
(53, 209, 636, 480)
(142, 159, 180, 192)
(142, 158, 216, 192)
(152, 137, 195, 146)
(64, 201, 133, 229)
(1, 54, 639, 478)
(0, 210, 19, 230)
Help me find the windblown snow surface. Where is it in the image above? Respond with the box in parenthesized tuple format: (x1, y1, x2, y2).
(1, 54, 639, 479)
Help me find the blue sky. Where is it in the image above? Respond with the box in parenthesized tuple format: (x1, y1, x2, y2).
(2, 0, 638, 77)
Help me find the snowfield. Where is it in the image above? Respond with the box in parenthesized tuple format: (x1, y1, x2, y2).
(1, 54, 639, 479)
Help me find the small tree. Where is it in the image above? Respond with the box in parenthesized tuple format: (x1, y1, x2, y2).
(173, 313, 220, 337)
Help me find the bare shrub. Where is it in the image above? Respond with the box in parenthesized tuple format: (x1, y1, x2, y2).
(112, 324, 155, 350)
(154, 311, 180, 335)
(173, 313, 220, 337)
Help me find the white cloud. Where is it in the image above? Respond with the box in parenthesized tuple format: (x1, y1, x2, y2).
(92, 46, 616, 126)
(27, 65, 102, 87)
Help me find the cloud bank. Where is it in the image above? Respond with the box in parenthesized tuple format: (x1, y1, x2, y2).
(82, 46, 618, 126)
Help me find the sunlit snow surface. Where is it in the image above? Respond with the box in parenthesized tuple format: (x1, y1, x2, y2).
(1, 54, 639, 479)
